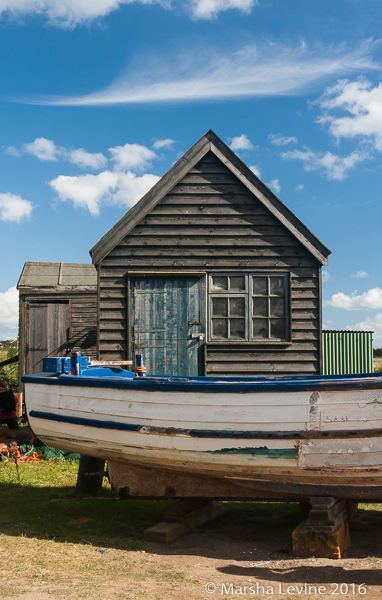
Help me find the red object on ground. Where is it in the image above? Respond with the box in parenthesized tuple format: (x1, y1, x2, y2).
(0, 386, 18, 422)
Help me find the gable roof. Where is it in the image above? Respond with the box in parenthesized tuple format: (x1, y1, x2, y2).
(90, 130, 331, 265)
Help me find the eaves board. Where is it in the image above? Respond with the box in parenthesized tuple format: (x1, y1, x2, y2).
(90, 130, 331, 266)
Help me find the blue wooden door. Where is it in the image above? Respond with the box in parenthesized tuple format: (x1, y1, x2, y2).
(131, 276, 205, 376)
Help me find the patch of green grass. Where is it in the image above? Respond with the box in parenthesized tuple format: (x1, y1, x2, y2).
(358, 503, 382, 527)
(0, 461, 166, 549)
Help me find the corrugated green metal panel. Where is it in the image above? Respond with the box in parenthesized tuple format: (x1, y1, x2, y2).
(322, 330, 374, 375)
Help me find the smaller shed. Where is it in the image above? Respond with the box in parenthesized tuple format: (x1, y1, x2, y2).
(17, 262, 98, 386)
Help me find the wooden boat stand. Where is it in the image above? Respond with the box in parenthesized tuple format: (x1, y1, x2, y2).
(293, 497, 358, 559)
(77, 458, 358, 552)
(143, 498, 225, 544)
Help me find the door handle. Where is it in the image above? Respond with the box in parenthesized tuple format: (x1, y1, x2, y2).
(188, 321, 202, 326)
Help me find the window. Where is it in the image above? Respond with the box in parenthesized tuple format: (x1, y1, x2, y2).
(209, 273, 289, 342)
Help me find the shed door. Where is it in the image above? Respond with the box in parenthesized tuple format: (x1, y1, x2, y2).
(26, 303, 70, 374)
(131, 276, 205, 376)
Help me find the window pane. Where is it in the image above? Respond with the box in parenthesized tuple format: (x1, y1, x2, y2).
(253, 277, 267, 295)
(270, 318, 285, 339)
(212, 297, 228, 317)
(270, 276, 285, 296)
(253, 297, 268, 317)
(230, 318, 245, 338)
(253, 318, 268, 338)
(229, 297, 245, 317)
(270, 297, 285, 317)
(212, 276, 228, 291)
(212, 319, 228, 338)
(229, 276, 245, 291)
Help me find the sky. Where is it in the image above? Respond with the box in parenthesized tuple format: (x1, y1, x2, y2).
(1, 0, 382, 344)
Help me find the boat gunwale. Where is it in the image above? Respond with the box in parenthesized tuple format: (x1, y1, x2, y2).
(22, 371, 382, 393)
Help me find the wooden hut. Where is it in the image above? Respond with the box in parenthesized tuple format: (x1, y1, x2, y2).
(90, 130, 331, 377)
(17, 262, 97, 386)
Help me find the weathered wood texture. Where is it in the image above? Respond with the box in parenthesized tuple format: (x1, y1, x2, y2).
(70, 297, 97, 359)
(98, 151, 322, 374)
(18, 292, 97, 389)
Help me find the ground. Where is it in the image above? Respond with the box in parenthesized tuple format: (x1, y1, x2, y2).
(1, 457, 382, 600)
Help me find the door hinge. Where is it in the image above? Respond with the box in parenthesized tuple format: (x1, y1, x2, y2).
(188, 321, 202, 326)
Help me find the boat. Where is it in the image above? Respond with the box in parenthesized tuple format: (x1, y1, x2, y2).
(22, 352, 382, 501)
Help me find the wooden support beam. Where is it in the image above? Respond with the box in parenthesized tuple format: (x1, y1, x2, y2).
(76, 456, 106, 492)
(144, 499, 225, 544)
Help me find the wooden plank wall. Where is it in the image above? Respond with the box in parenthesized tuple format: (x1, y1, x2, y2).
(98, 151, 321, 374)
(69, 296, 97, 359)
(19, 291, 98, 387)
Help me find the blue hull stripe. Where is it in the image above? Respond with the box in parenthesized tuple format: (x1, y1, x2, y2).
(28, 410, 381, 440)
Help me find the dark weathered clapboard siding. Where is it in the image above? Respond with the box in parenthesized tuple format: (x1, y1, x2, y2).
(98, 151, 323, 374)
(69, 297, 97, 358)
(99, 274, 128, 360)
(18, 289, 97, 391)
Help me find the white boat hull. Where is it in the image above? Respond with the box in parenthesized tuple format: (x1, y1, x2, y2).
(24, 378, 382, 497)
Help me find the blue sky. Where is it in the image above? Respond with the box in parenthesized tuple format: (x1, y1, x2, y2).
(1, 0, 382, 344)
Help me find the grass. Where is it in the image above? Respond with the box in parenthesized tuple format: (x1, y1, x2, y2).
(0, 460, 197, 598)
(0, 460, 166, 548)
(2, 458, 382, 598)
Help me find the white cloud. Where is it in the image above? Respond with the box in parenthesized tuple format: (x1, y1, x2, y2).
(6, 146, 21, 157)
(347, 314, 382, 343)
(152, 138, 175, 150)
(0, 0, 161, 28)
(282, 147, 367, 180)
(351, 271, 369, 279)
(250, 164, 261, 178)
(230, 134, 253, 151)
(0, 0, 258, 26)
(268, 179, 281, 194)
(269, 133, 298, 146)
(68, 148, 108, 170)
(8, 137, 109, 170)
(295, 184, 304, 191)
(49, 171, 120, 216)
(0, 192, 33, 223)
(23, 137, 60, 161)
(317, 78, 382, 151)
(326, 287, 382, 310)
(0, 286, 18, 338)
(31, 41, 379, 106)
(322, 270, 331, 283)
(190, 0, 257, 19)
(109, 143, 157, 171)
(49, 169, 159, 216)
(110, 171, 160, 206)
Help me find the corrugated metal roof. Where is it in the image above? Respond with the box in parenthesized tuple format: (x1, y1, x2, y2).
(17, 262, 97, 288)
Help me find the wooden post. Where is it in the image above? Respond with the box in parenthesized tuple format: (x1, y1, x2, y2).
(292, 497, 351, 559)
(76, 455, 105, 492)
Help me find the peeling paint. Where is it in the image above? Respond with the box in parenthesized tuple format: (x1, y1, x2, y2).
(208, 447, 298, 459)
